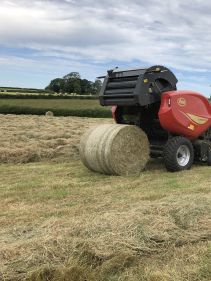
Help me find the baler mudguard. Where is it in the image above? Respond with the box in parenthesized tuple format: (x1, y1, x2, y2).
(99, 65, 177, 106)
(159, 90, 211, 139)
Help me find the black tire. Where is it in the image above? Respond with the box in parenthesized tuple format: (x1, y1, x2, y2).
(207, 150, 211, 166)
(164, 136, 194, 172)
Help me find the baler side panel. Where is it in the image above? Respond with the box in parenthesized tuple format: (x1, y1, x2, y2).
(159, 90, 211, 139)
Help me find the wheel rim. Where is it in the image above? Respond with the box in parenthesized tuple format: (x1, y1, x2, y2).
(176, 145, 190, 167)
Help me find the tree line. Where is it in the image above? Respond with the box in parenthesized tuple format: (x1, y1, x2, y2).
(45, 72, 102, 95)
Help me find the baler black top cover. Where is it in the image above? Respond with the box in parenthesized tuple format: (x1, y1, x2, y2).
(99, 65, 178, 106)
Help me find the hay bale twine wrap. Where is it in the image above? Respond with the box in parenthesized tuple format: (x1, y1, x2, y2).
(79, 124, 150, 176)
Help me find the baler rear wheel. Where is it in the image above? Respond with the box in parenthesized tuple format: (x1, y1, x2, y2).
(164, 136, 194, 172)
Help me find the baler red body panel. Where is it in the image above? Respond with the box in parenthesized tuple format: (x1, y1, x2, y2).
(158, 90, 211, 139)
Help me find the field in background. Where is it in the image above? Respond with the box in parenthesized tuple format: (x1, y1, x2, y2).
(0, 86, 50, 95)
(0, 86, 98, 99)
(0, 115, 210, 281)
(0, 99, 110, 117)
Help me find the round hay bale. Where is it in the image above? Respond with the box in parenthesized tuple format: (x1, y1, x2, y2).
(79, 124, 150, 176)
(45, 111, 54, 117)
(80, 124, 118, 174)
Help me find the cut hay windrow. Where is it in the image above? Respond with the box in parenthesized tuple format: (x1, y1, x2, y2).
(0, 114, 113, 164)
(79, 124, 150, 175)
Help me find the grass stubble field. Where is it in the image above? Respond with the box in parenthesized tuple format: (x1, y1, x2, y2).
(0, 114, 210, 281)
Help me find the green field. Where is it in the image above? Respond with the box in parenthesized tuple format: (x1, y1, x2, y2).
(0, 115, 210, 281)
(0, 86, 49, 94)
(0, 98, 101, 109)
(0, 98, 110, 117)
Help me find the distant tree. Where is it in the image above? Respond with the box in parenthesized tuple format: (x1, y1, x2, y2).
(81, 79, 93, 94)
(63, 72, 81, 80)
(62, 77, 81, 94)
(45, 78, 64, 93)
(72, 79, 81, 94)
(46, 72, 102, 95)
(92, 79, 103, 95)
(63, 79, 73, 93)
(62, 72, 81, 94)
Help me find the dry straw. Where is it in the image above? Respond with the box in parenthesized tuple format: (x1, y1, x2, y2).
(80, 124, 150, 175)
(0, 114, 112, 164)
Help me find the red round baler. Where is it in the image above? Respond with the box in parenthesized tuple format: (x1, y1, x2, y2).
(99, 66, 211, 171)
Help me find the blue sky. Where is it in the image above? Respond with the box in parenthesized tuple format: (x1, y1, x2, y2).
(0, 0, 211, 97)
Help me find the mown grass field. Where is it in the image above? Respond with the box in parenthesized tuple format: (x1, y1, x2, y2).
(0, 98, 101, 109)
(0, 87, 49, 94)
(0, 115, 210, 281)
(0, 99, 110, 117)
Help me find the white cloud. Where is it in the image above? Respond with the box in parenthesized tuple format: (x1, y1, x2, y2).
(0, 0, 211, 93)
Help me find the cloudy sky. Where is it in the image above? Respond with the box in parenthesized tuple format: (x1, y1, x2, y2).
(0, 0, 211, 96)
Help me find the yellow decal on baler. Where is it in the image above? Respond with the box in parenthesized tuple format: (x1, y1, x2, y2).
(177, 97, 187, 107)
(188, 124, 195, 130)
(186, 113, 208, 125)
